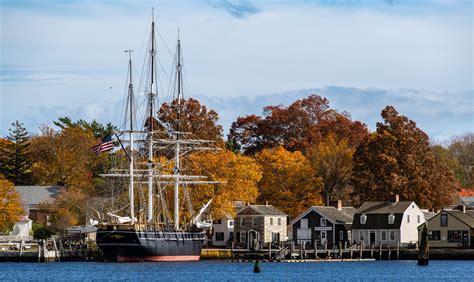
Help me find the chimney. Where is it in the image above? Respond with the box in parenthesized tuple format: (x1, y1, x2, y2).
(265, 201, 269, 207)
(330, 200, 343, 210)
(388, 194, 399, 203)
(460, 204, 466, 213)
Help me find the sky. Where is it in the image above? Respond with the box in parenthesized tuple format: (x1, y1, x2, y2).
(1, 0, 472, 141)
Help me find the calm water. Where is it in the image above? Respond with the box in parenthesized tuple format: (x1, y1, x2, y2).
(1, 260, 473, 281)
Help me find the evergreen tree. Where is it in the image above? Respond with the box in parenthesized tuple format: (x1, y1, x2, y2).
(0, 121, 31, 184)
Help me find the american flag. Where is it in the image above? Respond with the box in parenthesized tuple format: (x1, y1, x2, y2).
(92, 135, 114, 155)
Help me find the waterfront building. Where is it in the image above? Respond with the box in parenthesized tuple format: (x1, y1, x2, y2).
(233, 204, 287, 249)
(14, 186, 63, 225)
(211, 216, 235, 247)
(352, 195, 425, 247)
(288, 200, 355, 247)
(418, 206, 474, 248)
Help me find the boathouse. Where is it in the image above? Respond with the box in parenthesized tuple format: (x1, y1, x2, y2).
(418, 207, 474, 248)
(352, 195, 425, 247)
(233, 204, 287, 249)
(288, 200, 355, 247)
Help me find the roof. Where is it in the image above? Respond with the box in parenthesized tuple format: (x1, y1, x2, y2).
(290, 206, 356, 225)
(237, 205, 287, 216)
(431, 210, 474, 228)
(423, 211, 436, 220)
(352, 201, 415, 230)
(15, 186, 63, 207)
(356, 201, 413, 214)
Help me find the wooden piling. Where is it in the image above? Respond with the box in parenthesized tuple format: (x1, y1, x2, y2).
(268, 243, 272, 262)
(359, 243, 363, 260)
(397, 242, 400, 260)
(314, 240, 318, 259)
(379, 243, 382, 260)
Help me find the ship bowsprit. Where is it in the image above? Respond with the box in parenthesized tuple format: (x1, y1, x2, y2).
(96, 226, 206, 262)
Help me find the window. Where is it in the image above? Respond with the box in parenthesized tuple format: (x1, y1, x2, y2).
(447, 230, 462, 243)
(389, 230, 395, 241)
(253, 217, 258, 227)
(417, 215, 421, 224)
(388, 214, 395, 224)
(412, 204, 415, 209)
(270, 218, 273, 226)
(300, 218, 308, 229)
(339, 230, 344, 240)
(240, 217, 246, 226)
(228, 220, 234, 227)
(440, 214, 448, 227)
(278, 218, 282, 226)
(360, 214, 367, 225)
(215, 232, 224, 241)
(321, 218, 327, 227)
(407, 215, 410, 223)
(381, 230, 387, 241)
(213, 219, 222, 224)
(429, 230, 441, 241)
(272, 232, 281, 243)
(347, 231, 352, 242)
(321, 231, 326, 239)
(359, 231, 364, 241)
(236, 232, 240, 243)
(241, 232, 246, 242)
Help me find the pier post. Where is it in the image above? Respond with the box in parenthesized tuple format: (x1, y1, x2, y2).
(379, 242, 382, 261)
(371, 244, 374, 259)
(231, 242, 234, 262)
(314, 240, 318, 259)
(388, 248, 391, 260)
(359, 243, 362, 259)
(417, 224, 429, 266)
(397, 242, 400, 260)
(339, 241, 343, 261)
(350, 245, 353, 259)
(268, 243, 272, 262)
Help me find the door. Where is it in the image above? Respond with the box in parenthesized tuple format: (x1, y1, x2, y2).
(369, 231, 376, 245)
(321, 231, 327, 245)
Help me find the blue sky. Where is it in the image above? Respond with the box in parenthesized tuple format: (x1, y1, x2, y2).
(0, 0, 472, 140)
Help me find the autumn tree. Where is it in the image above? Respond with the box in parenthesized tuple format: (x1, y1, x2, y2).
(0, 121, 32, 184)
(229, 95, 368, 155)
(307, 134, 354, 206)
(351, 106, 458, 208)
(255, 146, 323, 218)
(449, 133, 474, 188)
(431, 144, 465, 187)
(187, 150, 262, 220)
(29, 123, 111, 228)
(158, 98, 224, 145)
(0, 175, 24, 232)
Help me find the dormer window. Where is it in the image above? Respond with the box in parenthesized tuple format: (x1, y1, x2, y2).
(388, 214, 395, 224)
(360, 214, 367, 225)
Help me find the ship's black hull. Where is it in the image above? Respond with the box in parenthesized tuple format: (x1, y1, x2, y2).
(96, 225, 205, 261)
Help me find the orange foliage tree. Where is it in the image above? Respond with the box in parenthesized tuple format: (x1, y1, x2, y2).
(187, 150, 262, 220)
(229, 95, 368, 155)
(255, 146, 323, 218)
(0, 175, 24, 232)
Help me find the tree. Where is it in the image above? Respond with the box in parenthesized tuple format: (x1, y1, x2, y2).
(255, 146, 323, 218)
(54, 116, 116, 139)
(351, 106, 458, 208)
(158, 98, 224, 144)
(187, 150, 262, 220)
(229, 95, 368, 155)
(307, 134, 354, 206)
(0, 175, 24, 233)
(449, 133, 474, 188)
(0, 121, 31, 184)
(430, 144, 465, 187)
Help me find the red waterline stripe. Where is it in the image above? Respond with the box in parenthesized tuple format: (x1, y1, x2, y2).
(117, 255, 200, 262)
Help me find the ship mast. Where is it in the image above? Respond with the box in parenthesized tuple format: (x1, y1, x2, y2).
(125, 50, 135, 225)
(173, 32, 182, 230)
(147, 11, 156, 223)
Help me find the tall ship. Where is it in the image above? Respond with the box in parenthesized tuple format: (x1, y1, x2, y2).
(95, 13, 217, 262)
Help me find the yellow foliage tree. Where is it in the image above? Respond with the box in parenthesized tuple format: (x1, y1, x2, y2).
(187, 150, 262, 220)
(0, 175, 24, 232)
(256, 146, 323, 219)
(307, 134, 355, 206)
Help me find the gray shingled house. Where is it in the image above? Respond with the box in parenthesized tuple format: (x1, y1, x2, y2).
(14, 186, 63, 225)
(289, 200, 356, 247)
(233, 204, 287, 249)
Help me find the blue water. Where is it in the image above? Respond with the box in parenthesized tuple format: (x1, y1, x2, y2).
(1, 260, 473, 281)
